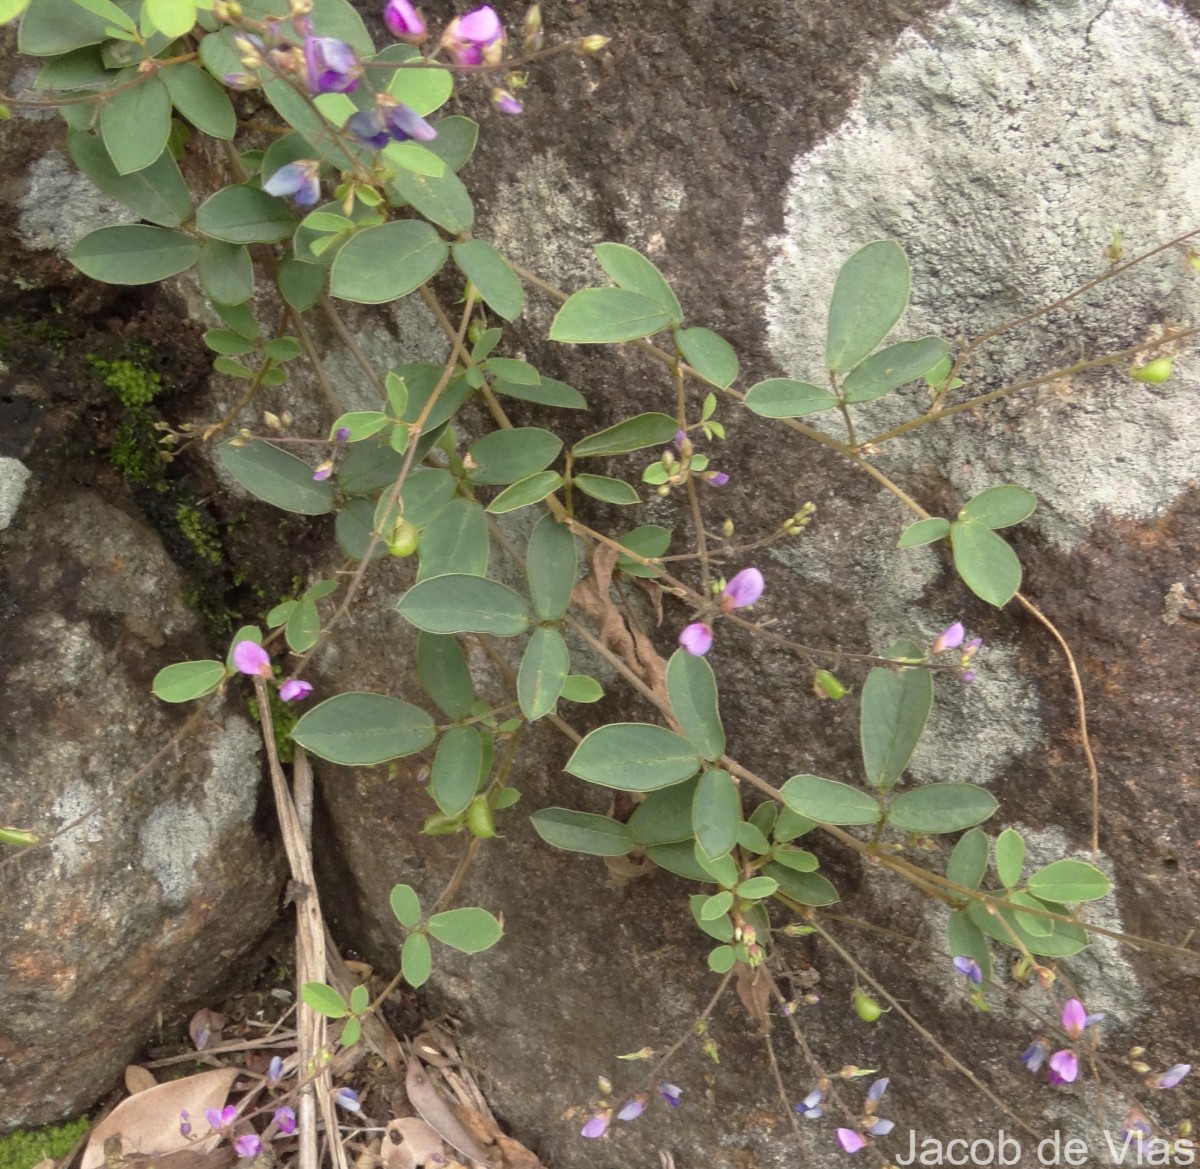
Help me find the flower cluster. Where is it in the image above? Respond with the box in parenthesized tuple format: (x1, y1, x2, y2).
(182, 1101, 296, 1158)
(1020, 998, 1103, 1085)
(932, 621, 983, 682)
(678, 568, 764, 657)
(647, 430, 729, 495)
(797, 1077, 894, 1155)
(580, 1079, 681, 1139)
(233, 640, 313, 703)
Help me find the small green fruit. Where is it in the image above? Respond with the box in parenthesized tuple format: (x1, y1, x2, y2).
(853, 988, 886, 1022)
(1129, 358, 1173, 383)
(387, 517, 420, 558)
(813, 670, 848, 700)
(466, 796, 497, 838)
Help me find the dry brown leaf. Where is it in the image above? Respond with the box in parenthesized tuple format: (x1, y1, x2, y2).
(188, 1009, 227, 1051)
(492, 1132, 546, 1169)
(405, 1058, 491, 1168)
(81, 1067, 237, 1169)
(29, 1158, 55, 1169)
(735, 963, 773, 1037)
(124, 1066, 157, 1095)
(379, 1119, 446, 1169)
(124, 1147, 236, 1169)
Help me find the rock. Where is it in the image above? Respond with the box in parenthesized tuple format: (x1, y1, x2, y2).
(0, 484, 283, 1125)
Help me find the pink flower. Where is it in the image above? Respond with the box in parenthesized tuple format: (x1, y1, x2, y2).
(836, 1128, 866, 1153)
(580, 1112, 609, 1139)
(273, 1106, 296, 1135)
(721, 567, 764, 610)
(1153, 1063, 1191, 1089)
(234, 1135, 262, 1159)
(678, 622, 713, 657)
(491, 88, 523, 115)
(616, 1096, 646, 1121)
(1048, 1050, 1078, 1084)
(278, 679, 313, 702)
(233, 641, 272, 678)
(1061, 998, 1087, 1040)
(442, 5, 504, 65)
(383, 0, 425, 39)
(933, 621, 964, 653)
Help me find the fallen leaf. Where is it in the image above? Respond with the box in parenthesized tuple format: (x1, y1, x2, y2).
(492, 1131, 546, 1169)
(380, 1118, 445, 1169)
(405, 1058, 491, 1168)
(125, 1066, 157, 1095)
(81, 1068, 238, 1169)
(735, 963, 773, 1037)
(189, 1009, 227, 1051)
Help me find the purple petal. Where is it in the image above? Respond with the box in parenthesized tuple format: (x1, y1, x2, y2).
(204, 1108, 222, 1131)
(347, 109, 391, 149)
(447, 42, 483, 65)
(312, 461, 334, 481)
(1020, 1039, 1049, 1073)
(678, 622, 713, 657)
(273, 1106, 296, 1135)
(580, 1113, 608, 1139)
(953, 955, 983, 984)
(866, 1077, 889, 1103)
(304, 36, 360, 94)
(263, 161, 308, 198)
(233, 640, 271, 677)
(333, 1087, 360, 1113)
(491, 88, 524, 116)
(616, 1097, 646, 1122)
(1061, 998, 1087, 1038)
(179, 1111, 192, 1138)
(933, 621, 965, 653)
(384, 102, 438, 142)
(335, 427, 352, 442)
(234, 1135, 262, 1159)
(456, 5, 502, 45)
(1048, 1050, 1078, 1084)
(836, 1129, 866, 1153)
(266, 1056, 284, 1085)
(722, 566, 764, 609)
(1154, 1063, 1191, 1089)
(958, 669, 977, 684)
(964, 637, 983, 651)
(383, 0, 425, 38)
(278, 679, 313, 702)
(868, 1118, 895, 1137)
(707, 471, 730, 486)
(656, 1082, 682, 1108)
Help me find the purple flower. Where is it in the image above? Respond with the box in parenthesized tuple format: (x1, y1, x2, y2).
(580, 1112, 608, 1139)
(1020, 1039, 1049, 1073)
(347, 109, 391, 149)
(706, 471, 730, 486)
(1123, 1110, 1153, 1140)
(233, 641, 272, 678)
(333, 1087, 360, 1113)
(933, 621, 965, 653)
(223, 72, 259, 91)
(959, 670, 977, 684)
(205, 1106, 238, 1132)
(263, 160, 321, 206)
(867, 1118, 895, 1137)
(491, 88, 523, 115)
(953, 955, 983, 984)
(335, 426, 352, 442)
(303, 36, 361, 94)
(674, 429, 688, 449)
(616, 1096, 646, 1122)
(722, 567, 764, 610)
(278, 679, 313, 702)
(1061, 998, 1087, 1039)
(383, 0, 426, 39)
(313, 460, 334, 481)
(234, 1135, 262, 1159)
(656, 1082, 683, 1108)
(1153, 1063, 1191, 1089)
(266, 1056, 284, 1085)
(180, 1111, 192, 1138)
(381, 99, 437, 142)
(678, 622, 713, 657)
(442, 5, 504, 65)
(1048, 1050, 1078, 1085)
(836, 1128, 866, 1153)
(273, 1106, 296, 1135)
(796, 1087, 824, 1120)
(866, 1077, 889, 1104)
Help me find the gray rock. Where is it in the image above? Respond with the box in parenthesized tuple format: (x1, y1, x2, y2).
(0, 458, 31, 529)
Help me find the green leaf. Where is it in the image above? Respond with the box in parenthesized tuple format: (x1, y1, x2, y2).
(707, 945, 736, 973)
(68, 129, 191, 227)
(417, 499, 489, 581)
(780, 775, 881, 826)
(549, 288, 672, 344)
(566, 723, 701, 792)
(218, 440, 335, 515)
(860, 648, 933, 789)
(530, 808, 634, 857)
(561, 675, 603, 703)
(334, 499, 386, 562)
(493, 376, 586, 410)
(402, 932, 432, 987)
(292, 692, 436, 765)
(763, 863, 840, 906)
(677, 326, 738, 389)
(841, 336, 949, 403)
(666, 649, 725, 760)
(388, 166, 474, 234)
(452, 239, 523, 321)
(161, 61, 235, 138)
(213, 357, 254, 378)
(959, 485, 1037, 529)
(486, 471, 563, 514)
(950, 520, 1022, 607)
(424, 115, 478, 170)
(262, 78, 358, 169)
(1008, 891, 1052, 936)
(198, 241, 254, 306)
(692, 767, 739, 860)
(329, 220, 447, 304)
(645, 839, 709, 882)
(994, 829, 1025, 889)
(946, 827, 989, 889)
(144, 0, 195, 37)
(215, 300, 258, 339)
(417, 632, 474, 719)
(427, 907, 503, 953)
(69, 225, 199, 285)
(736, 876, 778, 900)
(34, 45, 109, 90)
(690, 896, 735, 942)
(197, 185, 299, 243)
(382, 140, 445, 178)
(947, 909, 992, 982)
(278, 256, 326, 311)
(517, 625, 569, 721)
(1026, 859, 1111, 903)
(526, 514, 576, 621)
(743, 379, 838, 418)
(898, 517, 950, 548)
(571, 412, 678, 457)
(329, 411, 389, 442)
(614, 524, 670, 578)
(572, 474, 640, 505)
(825, 239, 910, 373)
(301, 982, 348, 1018)
(467, 427, 562, 486)
(389, 883, 422, 928)
(397, 574, 530, 636)
(152, 659, 225, 703)
(99, 72, 170, 174)
(769, 846, 819, 872)
(886, 783, 998, 834)
(267, 601, 296, 628)
(343, 1018, 364, 1049)
(737, 823, 772, 856)
(626, 777, 699, 846)
(774, 807, 817, 841)
(485, 357, 539, 384)
(593, 242, 682, 323)
(380, 47, 451, 113)
(397, 467, 459, 526)
(748, 801, 777, 838)
(431, 725, 485, 817)
(700, 891, 733, 920)
(285, 597, 320, 653)
(204, 328, 255, 355)
(967, 898, 1088, 958)
(19, 0, 111, 54)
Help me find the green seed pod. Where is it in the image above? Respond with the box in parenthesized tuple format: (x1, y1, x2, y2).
(466, 796, 497, 838)
(421, 811, 463, 836)
(853, 988, 885, 1023)
(1129, 358, 1173, 383)
(813, 670, 848, 700)
(387, 518, 420, 558)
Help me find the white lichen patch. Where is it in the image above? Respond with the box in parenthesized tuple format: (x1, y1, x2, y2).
(18, 150, 137, 255)
(766, 0, 1200, 551)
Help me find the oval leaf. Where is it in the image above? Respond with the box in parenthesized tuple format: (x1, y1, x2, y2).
(572, 474, 640, 505)
(692, 768, 739, 861)
(427, 907, 502, 953)
(152, 659, 225, 703)
(526, 513, 577, 621)
(994, 828, 1025, 889)
(517, 625, 570, 722)
(566, 723, 700, 792)
(417, 499, 489, 581)
(677, 326, 738, 389)
(950, 520, 1022, 607)
(486, 470, 563, 514)
(571, 412, 678, 457)
(402, 932, 432, 987)
(743, 379, 838, 419)
(841, 336, 949, 403)
(218, 440, 335, 516)
(291, 692, 436, 765)
(898, 517, 951, 548)
(196, 184, 299, 243)
(959, 485, 1037, 529)
(417, 632, 474, 719)
(452, 239, 523, 321)
(1026, 859, 1112, 904)
(467, 427, 562, 486)
(430, 725, 485, 817)
(549, 287, 672, 344)
(530, 808, 634, 857)
(397, 574, 530, 636)
(69, 225, 199, 285)
(666, 649, 725, 761)
(301, 982, 347, 1018)
(330, 220, 448, 304)
(627, 778, 699, 846)
(593, 243, 682, 323)
(780, 774, 881, 826)
(825, 239, 910, 373)
(389, 883, 422, 928)
(946, 827, 989, 889)
(860, 655, 933, 789)
(886, 783, 998, 834)
(100, 73, 171, 175)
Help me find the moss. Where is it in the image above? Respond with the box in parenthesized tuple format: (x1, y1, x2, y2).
(248, 688, 298, 763)
(109, 410, 166, 488)
(88, 355, 163, 408)
(175, 503, 224, 566)
(0, 1118, 89, 1169)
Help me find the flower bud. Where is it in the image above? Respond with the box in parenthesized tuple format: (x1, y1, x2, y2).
(387, 517, 420, 557)
(702, 1037, 720, 1063)
(523, 4, 543, 51)
(853, 989, 885, 1023)
(813, 670, 848, 700)
(1129, 1046, 1147, 1058)
(597, 1075, 613, 1096)
(1130, 1061, 1151, 1074)
(263, 411, 283, 430)
(1130, 358, 1173, 383)
(574, 34, 611, 54)
(721, 518, 734, 538)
